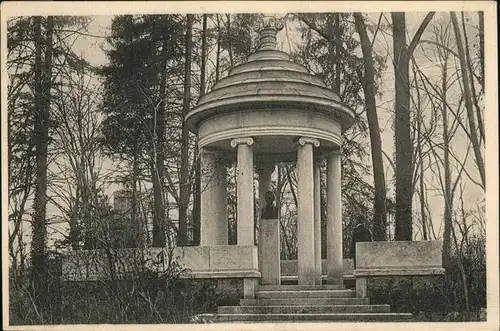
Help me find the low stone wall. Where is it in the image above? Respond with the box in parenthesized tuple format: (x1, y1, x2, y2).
(62, 245, 259, 282)
(353, 241, 445, 299)
(355, 241, 445, 275)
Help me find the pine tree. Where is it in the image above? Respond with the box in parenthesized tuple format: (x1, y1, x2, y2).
(100, 15, 185, 247)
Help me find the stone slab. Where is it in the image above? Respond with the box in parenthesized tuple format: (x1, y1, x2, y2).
(197, 312, 412, 322)
(209, 245, 258, 270)
(354, 267, 445, 277)
(240, 297, 370, 306)
(218, 304, 391, 314)
(173, 246, 210, 271)
(356, 241, 443, 270)
(62, 246, 260, 282)
(259, 285, 344, 291)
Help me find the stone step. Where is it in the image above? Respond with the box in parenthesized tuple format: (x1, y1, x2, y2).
(281, 275, 355, 282)
(197, 312, 413, 322)
(280, 276, 356, 288)
(259, 284, 345, 291)
(218, 304, 391, 314)
(241, 297, 369, 306)
(256, 289, 356, 299)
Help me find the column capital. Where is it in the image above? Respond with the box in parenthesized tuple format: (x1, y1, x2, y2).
(231, 137, 254, 148)
(298, 137, 320, 147)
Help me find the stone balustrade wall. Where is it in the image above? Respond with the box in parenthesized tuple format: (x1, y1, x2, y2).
(62, 245, 259, 282)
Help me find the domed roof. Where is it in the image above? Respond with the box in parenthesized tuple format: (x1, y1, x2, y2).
(185, 17, 355, 133)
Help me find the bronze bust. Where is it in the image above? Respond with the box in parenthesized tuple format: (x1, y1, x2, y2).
(261, 191, 279, 219)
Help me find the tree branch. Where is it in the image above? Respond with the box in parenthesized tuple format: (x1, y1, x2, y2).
(408, 12, 436, 55)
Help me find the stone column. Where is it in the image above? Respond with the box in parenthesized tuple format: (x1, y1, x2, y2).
(231, 137, 255, 246)
(313, 160, 322, 285)
(200, 148, 228, 246)
(297, 137, 320, 285)
(326, 150, 343, 285)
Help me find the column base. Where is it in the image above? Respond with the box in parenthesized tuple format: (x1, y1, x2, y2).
(243, 278, 259, 299)
(356, 277, 367, 298)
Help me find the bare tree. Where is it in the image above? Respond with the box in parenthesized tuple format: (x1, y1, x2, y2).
(50, 65, 110, 249)
(178, 14, 194, 246)
(191, 14, 208, 246)
(391, 12, 435, 241)
(450, 12, 485, 189)
(478, 11, 485, 91)
(354, 13, 387, 241)
(31, 15, 54, 303)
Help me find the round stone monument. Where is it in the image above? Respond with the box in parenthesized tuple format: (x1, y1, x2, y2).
(185, 16, 355, 286)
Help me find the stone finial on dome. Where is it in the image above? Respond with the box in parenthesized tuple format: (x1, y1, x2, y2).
(255, 15, 284, 51)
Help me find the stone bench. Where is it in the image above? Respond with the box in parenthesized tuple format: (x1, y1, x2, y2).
(354, 241, 445, 298)
(61, 245, 260, 298)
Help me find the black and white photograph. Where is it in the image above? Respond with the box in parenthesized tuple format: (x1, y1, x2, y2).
(1, 1, 498, 330)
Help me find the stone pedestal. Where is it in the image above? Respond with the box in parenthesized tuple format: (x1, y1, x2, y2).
(297, 137, 320, 285)
(326, 150, 343, 285)
(257, 164, 276, 277)
(259, 218, 280, 285)
(200, 148, 228, 246)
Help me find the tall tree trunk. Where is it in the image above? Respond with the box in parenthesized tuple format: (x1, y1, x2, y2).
(440, 57, 453, 269)
(199, 14, 208, 98)
(413, 59, 428, 241)
(131, 145, 140, 246)
(285, 165, 298, 208)
(392, 13, 413, 241)
(451, 221, 471, 320)
(354, 13, 387, 241)
(215, 14, 221, 82)
(392, 12, 434, 241)
(69, 189, 80, 249)
(178, 14, 193, 246)
(31, 15, 53, 305)
(417, 111, 428, 240)
(192, 14, 207, 246)
(461, 12, 485, 144)
(450, 12, 485, 189)
(10, 165, 32, 286)
(327, 15, 335, 88)
(334, 13, 341, 95)
(478, 11, 485, 90)
(226, 14, 234, 68)
(151, 37, 169, 247)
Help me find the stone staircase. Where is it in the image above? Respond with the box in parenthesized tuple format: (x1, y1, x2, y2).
(197, 285, 413, 323)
